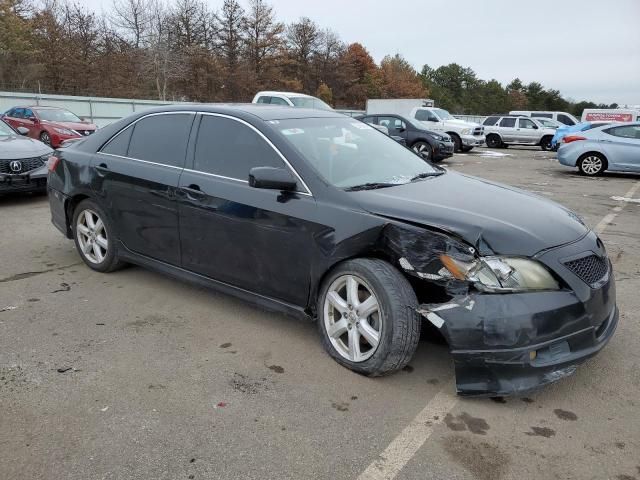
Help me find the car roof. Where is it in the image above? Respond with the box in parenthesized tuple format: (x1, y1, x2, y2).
(12, 105, 63, 109)
(255, 91, 314, 98)
(131, 103, 344, 121)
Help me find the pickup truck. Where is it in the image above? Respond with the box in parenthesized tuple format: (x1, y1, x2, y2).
(365, 99, 484, 152)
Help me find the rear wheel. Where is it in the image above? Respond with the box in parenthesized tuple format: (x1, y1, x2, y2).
(486, 134, 502, 148)
(73, 199, 124, 272)
(412, 141, 433, 161)
(317, 258, 420, 376)
(40, 131, 51, 146)
(540, 136, 553, 151)
(460, 146, 473, 152)
(578, 153, 606, 176)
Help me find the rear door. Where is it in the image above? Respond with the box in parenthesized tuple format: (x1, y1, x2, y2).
(601, 125, 640, 171)
(498, 117, 517, 142)
(4, 108, 25, 131)
(177, 113, 316, 306)
(93, 112, 195, 265)
(517, 118, 539, 144)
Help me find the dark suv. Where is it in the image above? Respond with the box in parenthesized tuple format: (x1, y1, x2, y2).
(357, 114, 454, 162)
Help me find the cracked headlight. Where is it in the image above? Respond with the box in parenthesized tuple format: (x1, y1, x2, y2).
(440, 255, 559, 292)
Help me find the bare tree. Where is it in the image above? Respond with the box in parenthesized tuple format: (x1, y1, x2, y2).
(215, 0, 245, 100)
(286, 17, 321, 92)
(242, 0, 283, 80)
(110, 0, 152, 48)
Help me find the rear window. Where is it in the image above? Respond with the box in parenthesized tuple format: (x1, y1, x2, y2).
(483, 116, 500, 126)
(127, 114, 193, 167)
(499, 117, 516, 128)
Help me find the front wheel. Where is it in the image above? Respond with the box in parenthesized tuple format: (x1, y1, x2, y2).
(317, 258, 420, 376)
(449, 133, 462, 153)
(578, 153, 606, 176)
(73, 199, 124, 272)
(40, 131, 51, 146)
(412, 141, 433, 161)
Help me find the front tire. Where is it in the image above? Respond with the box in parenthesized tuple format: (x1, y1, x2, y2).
(317, 258, 420, 377)
(412, 141, 433, 161)
(449, 133, 462, 153)
(72, 199, 124, 272)
(40, 131, 51, 146)
(578, 153, 606, 176)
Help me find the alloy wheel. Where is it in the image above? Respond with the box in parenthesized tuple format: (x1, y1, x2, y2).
(323, 274, 382, 362)
(581, 155, 603, 175)
(76, 209, 108, 264)
(413, 142, 431, 160)
(40, 132, 51, 146)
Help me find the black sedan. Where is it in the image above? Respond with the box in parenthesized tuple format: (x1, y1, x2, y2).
(0, 119, 52, 194)
(47, 105, 617, 396)
(357, 113, 454, 162)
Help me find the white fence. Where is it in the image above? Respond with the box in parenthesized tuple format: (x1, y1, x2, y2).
(0, 91, 197, 127)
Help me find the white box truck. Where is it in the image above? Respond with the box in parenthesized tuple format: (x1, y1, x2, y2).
(366, 99, 485, 152)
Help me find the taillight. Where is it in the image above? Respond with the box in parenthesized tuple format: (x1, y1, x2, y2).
(47, 155, 61, 172)
(562, 135, 586, 144)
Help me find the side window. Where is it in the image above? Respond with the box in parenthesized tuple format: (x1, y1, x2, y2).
(415, 110, 438, 122)
(101, 126, 134, 156)
(12, 108, 25, 118)
(128, 114, 193, 167)
(557, 114, 575, 125)
(256, 96, 271, 104)
(519, 118, 536, 129)
(499, 117, 516, 128)
(607, 126, 640, 139)
(378, 117, 404, 133)
(5, 108, 17, 117)
(194, 115, 286, 180)
(269, 96, 289, 106)
(24, 108, 34, 119)
(483, 116, 499, 126)
(531, 113, 552, 119)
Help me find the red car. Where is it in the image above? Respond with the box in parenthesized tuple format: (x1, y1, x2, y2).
(2, 106, 97, 148)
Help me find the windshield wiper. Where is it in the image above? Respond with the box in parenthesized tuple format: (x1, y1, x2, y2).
(410, 171, 444, 182)
(344, 182, 399, 192)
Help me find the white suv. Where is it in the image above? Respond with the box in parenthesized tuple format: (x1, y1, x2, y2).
(483, 115, 556, 151)
(252, 91, 333, 111)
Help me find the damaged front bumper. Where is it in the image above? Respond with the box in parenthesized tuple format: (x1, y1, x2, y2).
(420, 289, 618, 396)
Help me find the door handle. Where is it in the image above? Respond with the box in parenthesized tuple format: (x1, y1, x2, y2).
(180, 184, 206, 200)
(95, 163, 109, 177)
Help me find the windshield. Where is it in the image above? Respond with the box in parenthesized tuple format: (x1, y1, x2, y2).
(432, 108, 454, 120)
(272, 117, 439, 189)
(36, 108, 82, 122)
(0, 120, 16, 136)
(288, 96, 333, 111)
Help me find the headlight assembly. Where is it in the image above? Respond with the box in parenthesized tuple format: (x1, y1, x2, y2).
(461, 128, 471, 135)
(53, 127, 76, 135)
(440, 254, 560, 292)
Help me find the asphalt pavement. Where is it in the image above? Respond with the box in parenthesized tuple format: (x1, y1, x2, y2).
(1, 147, 639, 480)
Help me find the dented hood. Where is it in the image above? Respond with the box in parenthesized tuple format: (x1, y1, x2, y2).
(350, 171, 588, 256)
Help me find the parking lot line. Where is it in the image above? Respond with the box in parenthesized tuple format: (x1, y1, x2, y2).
(355, 386, 458, 480)
(595, 181, 640, 234)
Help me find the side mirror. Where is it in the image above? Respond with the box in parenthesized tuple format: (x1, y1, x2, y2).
(16, 126, 29, 136)
(249, 167, 297, 192)
(28, 116, 38, 123)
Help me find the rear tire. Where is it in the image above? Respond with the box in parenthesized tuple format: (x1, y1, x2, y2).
(486, 134, 502, 149)
(317, 258, 420, 377)
(72, 199, 125, 272)
(578, 153, 606, 176)
(540, 136, 553, 151)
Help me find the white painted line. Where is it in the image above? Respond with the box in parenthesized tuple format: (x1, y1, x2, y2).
(595, 181, 640, 234)
(355, 387, 458, 480)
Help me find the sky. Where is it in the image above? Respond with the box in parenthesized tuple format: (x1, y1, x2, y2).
(85, 0, 640, 106)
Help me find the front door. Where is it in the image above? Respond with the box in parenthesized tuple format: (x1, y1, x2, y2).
(602, 125, 640, 171)
(92, 112, 195, 266)
(177, 114, 317, 306)
(517, 118, 540, 144)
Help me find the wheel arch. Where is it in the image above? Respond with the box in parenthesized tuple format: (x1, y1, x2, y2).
(64, 193, 92, 237)
(578, 150, 609, 169)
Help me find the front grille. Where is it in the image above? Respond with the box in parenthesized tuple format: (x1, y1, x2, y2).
(564, 254, 609, 287)
(473, 126, 484, 136)
(0, 156, 46, 174)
